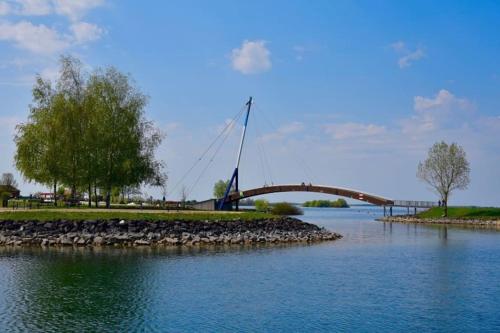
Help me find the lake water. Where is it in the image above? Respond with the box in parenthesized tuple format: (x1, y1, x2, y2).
(0, 207, 499, 332)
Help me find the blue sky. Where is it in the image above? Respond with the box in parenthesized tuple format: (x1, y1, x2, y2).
(0, 0, 499, 205)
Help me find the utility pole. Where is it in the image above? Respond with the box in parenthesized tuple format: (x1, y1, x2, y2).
(218, 96, 253, 210)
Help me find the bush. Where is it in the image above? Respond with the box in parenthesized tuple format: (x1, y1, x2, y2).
(0, 192, 10, 208)
(254, 199, 270, 212)
(271, 202, 303, 216)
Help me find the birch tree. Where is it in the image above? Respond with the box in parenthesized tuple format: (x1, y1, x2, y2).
(417, 141, 470, 216)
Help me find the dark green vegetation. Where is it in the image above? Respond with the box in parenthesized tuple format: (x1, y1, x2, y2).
(418, 207, 500, 219)
(14, 56, 165, 208)
(0, 210, 273, 222)
(0, 173, 20, 207)
(303, 199, 349, 208)
(271, 202, 303, 216)
(254, 199, 270, 212)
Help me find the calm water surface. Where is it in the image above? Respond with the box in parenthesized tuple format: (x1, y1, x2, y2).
(0, 207, 499, 332)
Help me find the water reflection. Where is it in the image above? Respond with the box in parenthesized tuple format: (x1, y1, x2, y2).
(0, 207, 499, 332)
(439, 225, 448, 242)
(0, 247, 151, 331)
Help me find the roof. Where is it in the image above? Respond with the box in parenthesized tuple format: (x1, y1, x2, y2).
(0, 184, 20, 192)
(0, 185, 20, 196)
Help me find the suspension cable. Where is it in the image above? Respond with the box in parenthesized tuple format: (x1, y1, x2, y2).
(185, 111, 242, 198)
(253, 102, 316, 184)
(251, 110, 275, 185)
(169, 105, 246, 197)
(250, 118, 269, 185)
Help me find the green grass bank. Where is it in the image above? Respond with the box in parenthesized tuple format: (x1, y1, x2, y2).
(0, 210, 274, 222)
(418, 207, 500, 219)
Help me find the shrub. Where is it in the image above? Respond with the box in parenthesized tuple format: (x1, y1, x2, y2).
(254, 199, 270, 212)
(0, 192, 10, 208)
(271, 202, 303, 216)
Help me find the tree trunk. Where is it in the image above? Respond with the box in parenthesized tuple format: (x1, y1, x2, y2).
(53, 181, 57, 207)
(94, 183, 98, 208)
(88, 183, 92, 207)
(105, 187, 111, 208)
(71, 184, 77, 206)
(443, 194, 448, 217)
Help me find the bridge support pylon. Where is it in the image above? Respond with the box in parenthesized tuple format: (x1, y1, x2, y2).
(218, 96, 253, 211)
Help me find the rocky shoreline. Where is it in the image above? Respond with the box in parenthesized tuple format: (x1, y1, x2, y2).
(0, 217, 342, 247)
(378, 216, 500, 227)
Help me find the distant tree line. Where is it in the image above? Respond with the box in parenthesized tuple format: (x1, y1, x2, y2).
(303, 199, 349, 208)
(15, 56, 166, 208)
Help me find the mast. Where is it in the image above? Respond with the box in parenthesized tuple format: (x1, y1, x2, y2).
(218, 96, 253, 210)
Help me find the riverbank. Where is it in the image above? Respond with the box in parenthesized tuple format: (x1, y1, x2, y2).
(378, 206, 500, 227)
(378, 216, 500, 227)
(418, 206, 500, 219)
(0, 216, 341, 247)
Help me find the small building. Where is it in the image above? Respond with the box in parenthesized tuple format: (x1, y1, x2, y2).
(37, 192, 55, 202)
(0, 185, 20, 198)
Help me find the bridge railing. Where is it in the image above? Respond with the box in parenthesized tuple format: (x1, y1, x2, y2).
(391, 200, 438, 208)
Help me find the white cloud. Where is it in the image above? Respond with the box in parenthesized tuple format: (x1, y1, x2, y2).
(0, 20, 69, 54)
(402, 89, 474, 136)
(70, 21, 103, 44)
(402, 89, 475, 138)
(260, 121, 303, 142)
(391, 41, 425, 68)
(231, 40, 271, 74)
(398, 48, 425, 68)
(53, 0, 105, 21)
(278, 121, 304, 134)
(0, 0, 105, 55)
(0, 1, 11, 15)
(414, 89, 472, 112)
(324, 122, 386, 140)
(0, 0, 105, 19)
(17, 0, 52, 15)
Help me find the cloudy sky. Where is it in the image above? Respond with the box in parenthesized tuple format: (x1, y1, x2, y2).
(0, 0, 499, 205)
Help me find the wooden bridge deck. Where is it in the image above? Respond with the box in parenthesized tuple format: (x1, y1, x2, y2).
(224, 184, 436, 208)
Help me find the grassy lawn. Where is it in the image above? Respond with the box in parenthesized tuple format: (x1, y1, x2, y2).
(418, 207, 500, 219)
(0, 209, 274, 222)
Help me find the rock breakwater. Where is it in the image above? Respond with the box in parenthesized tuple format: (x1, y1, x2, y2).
(378, 216, 500, 227)
(0, 217, 342, 247)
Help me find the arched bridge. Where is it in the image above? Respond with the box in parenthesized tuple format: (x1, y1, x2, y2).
(227, 184, 394, 206)
(192, 183, 436, 211)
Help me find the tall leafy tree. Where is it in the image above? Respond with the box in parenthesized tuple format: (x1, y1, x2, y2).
(56, 56, 88, 202)
(15, 56, 164, 208)
(15, 75, 65, 206)
(417, 141, 470, 216)
(86, 67, 164, 208)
